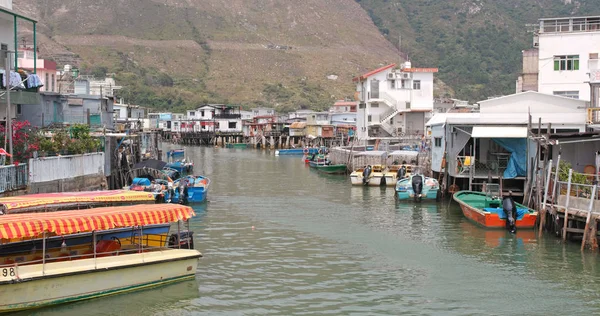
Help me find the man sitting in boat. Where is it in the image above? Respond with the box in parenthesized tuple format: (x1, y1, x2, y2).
(502, 191, 517, 233)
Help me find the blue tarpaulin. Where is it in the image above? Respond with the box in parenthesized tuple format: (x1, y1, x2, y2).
(493, 138, 527, 179)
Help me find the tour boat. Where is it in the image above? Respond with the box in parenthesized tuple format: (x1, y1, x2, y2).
(0, 204, 201, 313)
(453, 186, 537, 229)
(395, 174, 440, 202)
(0, 190, 156, 215)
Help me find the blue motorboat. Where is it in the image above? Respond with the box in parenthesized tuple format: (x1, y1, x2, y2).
(395, 174, 440, 202)
(166, 149, 185, 159)
(165, 159, 194, 174)
(166, 175, 211, 204)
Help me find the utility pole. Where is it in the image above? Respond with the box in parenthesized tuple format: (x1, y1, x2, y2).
(5, 50, 13, 164)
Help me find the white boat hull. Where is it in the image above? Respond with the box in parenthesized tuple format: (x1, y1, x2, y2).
(0, 249, 201, 313)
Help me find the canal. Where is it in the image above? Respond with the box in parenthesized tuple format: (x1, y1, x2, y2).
(28, 146, 600, 315)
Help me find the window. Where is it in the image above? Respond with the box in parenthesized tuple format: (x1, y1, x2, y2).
(368, 115, 372, 122)
(434, 137, 442, 147)
(413, 80, 421, 90)
(189, 111, 195, 117)
(200, 110, 205, 117)
(359, 103, 365, 109)
(371, 102, 379, 108)
(390, 80, 395, 89)
(51, 74, 55, 92)
(553, 91, 579, 99)
(554, 55, 579, 71)
(228, 121, 237, 129)
(390, 117, 394, 125)
(16, 104, 21, 115)
(45, 73, 49, 91)
(401, 79, 409, 89)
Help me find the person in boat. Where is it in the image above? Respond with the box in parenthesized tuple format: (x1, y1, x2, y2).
(397, 165, 407, 179)
(502, 191, 517, 233)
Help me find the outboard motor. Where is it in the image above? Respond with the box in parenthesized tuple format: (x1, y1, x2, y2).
(178, 183, 189, 205)
(411, 175, 423, 202)
(397, 166, 406, 179)
(168, 230, 195, 249)
(362, 165, 372, 186)
(502, 193, 517, 233)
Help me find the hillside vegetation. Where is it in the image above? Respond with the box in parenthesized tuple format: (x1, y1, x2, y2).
(14, 0, 600, 110)
(15, 0, 401, 112)
(356, 0, 600, 101)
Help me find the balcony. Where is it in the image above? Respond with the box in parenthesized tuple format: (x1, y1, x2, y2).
(214, 113, 241, 119)
(588, 108, 600, 125)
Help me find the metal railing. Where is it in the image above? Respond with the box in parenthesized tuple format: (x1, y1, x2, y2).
(0, 164, 28, 194)
(587, 108, 600, 124)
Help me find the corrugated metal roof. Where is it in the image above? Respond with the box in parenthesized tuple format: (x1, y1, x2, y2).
(290, 122, 307, 128)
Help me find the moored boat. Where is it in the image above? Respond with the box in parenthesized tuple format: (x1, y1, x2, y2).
(385, 164, 412, 187)
(395, 174, 440, 202)
(166, 149, 185, 159)
(350, 165, 385, 186)
(452, 185, 537, 230)
(275, 147, 325, 156)
(165, 159, 194, 174)
(308, 160, 347, 174)
(0, 204, 201, 313)
(225, 143, 250, 149)
(0, 190, 156, 215)
(167, 175, 211, 204)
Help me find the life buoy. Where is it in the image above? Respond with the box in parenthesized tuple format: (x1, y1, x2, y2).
(303, 148, 309, 154)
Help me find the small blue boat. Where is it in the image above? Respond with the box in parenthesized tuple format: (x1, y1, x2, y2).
(166, 149, 185, 159)
(165, 159, 194, 173)
(395, 174, 440, 202)
(275, 147, 326, 156)
(166, 175, 211, 204)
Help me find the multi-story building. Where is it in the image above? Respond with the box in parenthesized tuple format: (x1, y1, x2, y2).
(354, 61, 437, 141)
(185, 104, 242, 133)
(17, 47, 57, 93)
(517, 15, 600, 104)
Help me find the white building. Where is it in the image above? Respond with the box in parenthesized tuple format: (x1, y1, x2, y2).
(251, 107, 275, 117)
(427, 91, 588, 183)
(522, 16, 600, 102)
(354, 61, 437, 141)
(185, 104, 242, 133)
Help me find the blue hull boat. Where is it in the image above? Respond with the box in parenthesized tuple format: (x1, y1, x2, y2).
(165, 160, 194, 173)
(166, 175, 210, 204)
(275, 147, 326, 156)
(395, 175, 440, 202)
(167, 149, 185, 159)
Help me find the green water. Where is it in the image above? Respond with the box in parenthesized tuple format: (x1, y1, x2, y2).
(28, 147, 600, 315)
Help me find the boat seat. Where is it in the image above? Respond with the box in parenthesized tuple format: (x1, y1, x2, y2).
(457, 156, 475, 175)
(96, 240, 121, 257)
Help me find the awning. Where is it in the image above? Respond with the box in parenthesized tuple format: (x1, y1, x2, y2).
(0, 204, 195, 239)
(290, 122, 307, 129)
(0, 190, 155, 213)
(472, 126, 527, 138)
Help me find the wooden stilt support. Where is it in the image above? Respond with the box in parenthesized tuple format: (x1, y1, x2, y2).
(562, 169, 573, 242)
(581, 184, 597, 251)
(539, 159, 553, 236)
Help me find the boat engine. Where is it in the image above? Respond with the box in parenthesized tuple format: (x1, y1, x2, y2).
(178, 184, 189, 205)
(168, 231, 195, 249)
(362, 165, 372, 186)
(411, 175, 423, 202)
(502, 193, 517, 233)
(397, 166, 406, 179)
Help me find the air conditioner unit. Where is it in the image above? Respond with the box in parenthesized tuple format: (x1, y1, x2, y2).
(387, 73, 395, 80)
(402, 73, 411, 79)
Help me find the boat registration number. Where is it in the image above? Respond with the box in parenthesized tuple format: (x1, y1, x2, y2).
(1, 267, 15, 277)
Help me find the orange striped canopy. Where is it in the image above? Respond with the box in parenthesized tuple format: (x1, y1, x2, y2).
(0, 204, 195, 239)
(0, 190, 155, 213)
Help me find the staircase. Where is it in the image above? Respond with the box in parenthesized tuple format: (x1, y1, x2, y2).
(379, 121, 395, 136)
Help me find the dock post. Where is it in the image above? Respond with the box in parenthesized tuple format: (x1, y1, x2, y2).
(562, 169, 573, 242)
(581, 184, 597, 251)
(539, 159, 553, 235)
